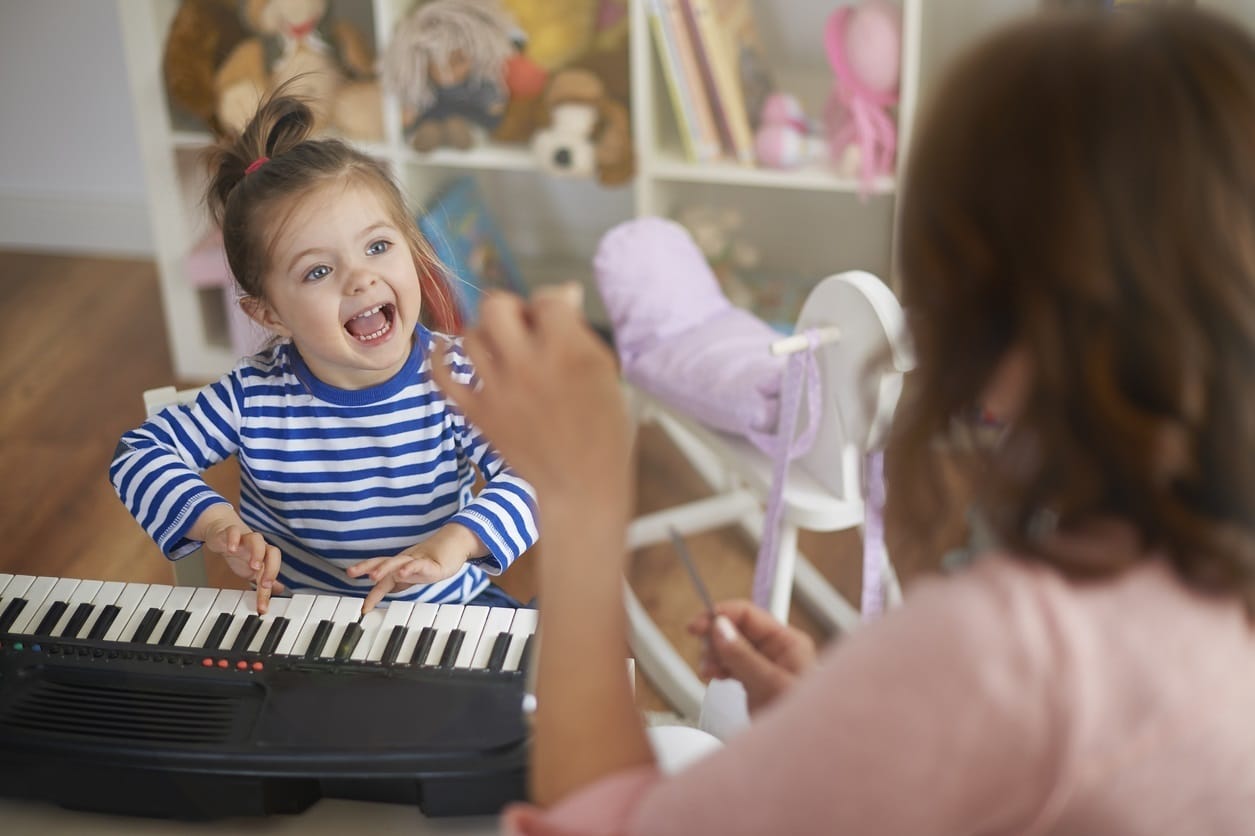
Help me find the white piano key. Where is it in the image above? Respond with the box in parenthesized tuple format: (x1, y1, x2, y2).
(118, 584, 173, 642)
(0, 575, 36, 628)
(348, 607, 387, 662)
(286, 594, 341, 657)
(422, 604, 465, 666)
(318, 596, 366, 658)
(77, 581, 127, 639)
(144, 586, 196, 645)
(272, 593, 319, 656)
(471, 607, 517, 669)
(0, 573, 13, 596)
(502, 608, 539, 672)
(20, 577, 80, 636)
(101, 583, 152, 642)
(189, 588, 245, 648)
(171, 587, 224, 647)
(9, 576, 62, 634)
(396, 602, 441, 664)
(49, 579, 103, 637)
(364, 600, 415, 662)
(245, 596, 292, 653)
(453, 606, 490, 668)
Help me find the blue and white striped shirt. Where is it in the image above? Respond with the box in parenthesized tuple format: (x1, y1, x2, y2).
(109, 326, 538, 604)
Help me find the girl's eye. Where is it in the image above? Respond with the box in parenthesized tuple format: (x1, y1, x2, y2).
(303, 264, 331, 282)
(367, 240, 391, 256)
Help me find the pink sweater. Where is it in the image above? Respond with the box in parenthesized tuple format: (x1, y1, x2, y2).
(503, 552, 1255, 835)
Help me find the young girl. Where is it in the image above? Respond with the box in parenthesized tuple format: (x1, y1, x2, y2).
(110, 91, 537, 616)
(431, 6, 1255, 833)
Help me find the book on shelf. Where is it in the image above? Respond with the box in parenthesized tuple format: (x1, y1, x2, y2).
(681, 0, 775, 166)
(647, 0, 721, 162)
(417, 176, 527, 324)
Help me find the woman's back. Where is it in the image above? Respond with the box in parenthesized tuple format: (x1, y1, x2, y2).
(623, 537, 1255, 834)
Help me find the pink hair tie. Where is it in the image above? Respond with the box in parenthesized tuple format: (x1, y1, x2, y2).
(245, 156, 270, 175)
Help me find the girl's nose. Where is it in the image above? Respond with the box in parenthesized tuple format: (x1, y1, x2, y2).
(345, 267, 377, 294)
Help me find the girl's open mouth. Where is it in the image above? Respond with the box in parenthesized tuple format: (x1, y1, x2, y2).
(344, 303, 396, 343)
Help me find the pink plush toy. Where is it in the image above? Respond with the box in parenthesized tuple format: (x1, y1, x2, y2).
(754, 92, 828, 170)
(824, 0, 902, 192)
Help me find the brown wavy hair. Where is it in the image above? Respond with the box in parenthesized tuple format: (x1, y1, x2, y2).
(204, 83, 462, 333)
(887, 7, 1255, 613)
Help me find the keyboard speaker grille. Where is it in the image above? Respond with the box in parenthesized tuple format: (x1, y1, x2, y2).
(1, 674, 251, 745)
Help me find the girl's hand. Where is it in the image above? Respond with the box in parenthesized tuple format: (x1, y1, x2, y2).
(195, 504, 284, 614)
(687, 599, 817, 714)
(347, 522, 482, 612)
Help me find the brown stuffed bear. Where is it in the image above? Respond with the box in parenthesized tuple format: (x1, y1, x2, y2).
(162, 0, 249, 137)
(213, 0, 383, 141)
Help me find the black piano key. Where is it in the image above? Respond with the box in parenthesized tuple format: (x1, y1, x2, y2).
(32, 601, 69, 636)
(129, 607, 163, 643)
(231, 615, 262, 652)
(410, 626, 437, 665)
(0, 598, 28, 632)
(486, 632, 511, 672)
(157, 609, 191, 646)
(202, 612, 234, 650)
(380, 624, 407, 665)
(305, 619, 334, 659)
(334, 622, 365, 660)
(438, 630, 465, 668)
(520, 634, 536, 671)
(63, 602, 95, 638)
(86, 604, 121, 640)
(257, 617, 289, 656)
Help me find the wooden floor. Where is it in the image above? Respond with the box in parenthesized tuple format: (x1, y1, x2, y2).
(0, 250, 946, 713)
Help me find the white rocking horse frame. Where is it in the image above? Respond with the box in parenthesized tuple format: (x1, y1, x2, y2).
(622, 270, 914, 722)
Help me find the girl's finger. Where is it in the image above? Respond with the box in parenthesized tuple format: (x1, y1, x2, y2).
(361, 575, 396, 614)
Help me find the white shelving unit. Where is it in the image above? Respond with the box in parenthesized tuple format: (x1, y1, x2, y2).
(120, 0, 929, 382)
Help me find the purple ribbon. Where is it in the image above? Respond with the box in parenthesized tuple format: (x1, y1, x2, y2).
(751, 331, 822, 608)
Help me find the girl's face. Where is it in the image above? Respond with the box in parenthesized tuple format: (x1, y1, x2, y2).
(247, 180, 423, 389)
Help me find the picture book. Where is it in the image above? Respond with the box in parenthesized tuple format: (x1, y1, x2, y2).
(416, 176, 527, 324)
(648, 0, 721, 162)
(682, 0, 775, 164)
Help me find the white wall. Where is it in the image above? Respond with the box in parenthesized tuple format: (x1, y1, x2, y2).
(0, 0, 150, 256)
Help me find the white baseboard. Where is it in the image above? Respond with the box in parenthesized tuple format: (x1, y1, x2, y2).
(0, 190, 153, 258)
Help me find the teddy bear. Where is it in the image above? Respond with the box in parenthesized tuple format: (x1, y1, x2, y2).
(162, 0, 250, 137)
(212, 0, 383, 141)
(382, 0, 519, 152)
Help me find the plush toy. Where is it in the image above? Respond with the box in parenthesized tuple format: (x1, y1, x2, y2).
(530, 38, 633, 186)
(754, 92, 829, 170)
(823, 0, 902, 192)
(213, 0, 383, 141)
(163, 0, 249, 137)
(500, 0, 598, 72)
(383, 0, 518, 152)
(674, 206, 760, 311)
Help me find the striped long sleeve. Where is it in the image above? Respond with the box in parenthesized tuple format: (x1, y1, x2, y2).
(109, 327, 538, 604)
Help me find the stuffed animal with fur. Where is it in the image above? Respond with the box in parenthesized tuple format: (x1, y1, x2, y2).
(531, 64, 633, 186)
(383, 0, 518, 152)
(501, 0, 598, 71)
(213, 0, 382, 141)
(522, 27, 632, 185)
(162, 0, 248, 137)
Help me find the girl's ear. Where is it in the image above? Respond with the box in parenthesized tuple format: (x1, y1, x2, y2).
(240, 295, 291, 338)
